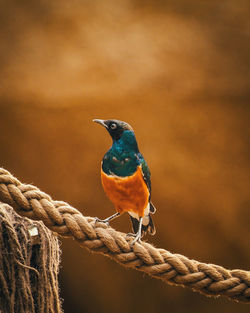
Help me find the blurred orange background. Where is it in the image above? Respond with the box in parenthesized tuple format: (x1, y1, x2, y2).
(0, 0, 250, 312)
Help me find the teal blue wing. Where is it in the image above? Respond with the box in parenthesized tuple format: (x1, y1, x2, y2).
(138, 153, 151, 197)
(138, 153, 156, 214)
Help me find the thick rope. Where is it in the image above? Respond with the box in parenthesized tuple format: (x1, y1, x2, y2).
(0, 168, 249, 304)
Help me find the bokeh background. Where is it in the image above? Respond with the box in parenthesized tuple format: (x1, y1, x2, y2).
(1, 0, 250, 312)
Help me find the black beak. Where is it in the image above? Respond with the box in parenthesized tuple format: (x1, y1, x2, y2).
(93, 119, 108, 128)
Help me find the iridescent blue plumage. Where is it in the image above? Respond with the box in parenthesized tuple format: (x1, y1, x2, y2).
(102, 130, 139, 176)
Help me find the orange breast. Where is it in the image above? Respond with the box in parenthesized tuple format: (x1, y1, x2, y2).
(101, 166, 149, 217)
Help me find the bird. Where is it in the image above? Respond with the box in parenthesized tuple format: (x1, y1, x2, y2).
(93, 119, 156, 244)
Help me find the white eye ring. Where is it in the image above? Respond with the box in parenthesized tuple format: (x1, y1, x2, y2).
(110, 123, 117, 130)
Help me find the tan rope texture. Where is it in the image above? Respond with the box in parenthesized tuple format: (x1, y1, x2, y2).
(0, 203, 61, 313)
(0, 168, 249, 304)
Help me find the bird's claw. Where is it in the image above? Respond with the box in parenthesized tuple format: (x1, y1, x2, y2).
(94, 217, 109, 226)
(126, 232, 136, 238)
(126, 232, 142, 245)
(131, 235, 142, 245)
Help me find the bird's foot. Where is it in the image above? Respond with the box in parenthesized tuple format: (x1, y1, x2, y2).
(126, 232, 142, 245)
(126, 232, 137, 238)
(94, 217, 110, 226)
(94, 212, 120, 226)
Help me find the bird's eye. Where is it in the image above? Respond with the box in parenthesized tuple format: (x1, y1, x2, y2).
(110, 123, 117, 130)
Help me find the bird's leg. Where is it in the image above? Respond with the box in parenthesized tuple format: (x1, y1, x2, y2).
(94, 212, 120, 225)
(129, 217, 143, 245)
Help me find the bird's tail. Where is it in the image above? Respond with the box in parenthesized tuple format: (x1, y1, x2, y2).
(129, 202, 156, 237)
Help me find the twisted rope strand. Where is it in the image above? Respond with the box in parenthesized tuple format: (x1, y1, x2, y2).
(0, 168, 249, 304)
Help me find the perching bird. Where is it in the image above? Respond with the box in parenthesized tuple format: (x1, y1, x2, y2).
(93, 119, 156, 244)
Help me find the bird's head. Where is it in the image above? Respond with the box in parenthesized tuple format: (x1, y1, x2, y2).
(93, 119, 134, 141)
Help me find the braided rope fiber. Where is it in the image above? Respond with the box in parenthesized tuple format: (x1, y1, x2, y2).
(0, 168, 249, 304)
